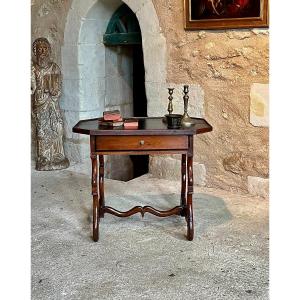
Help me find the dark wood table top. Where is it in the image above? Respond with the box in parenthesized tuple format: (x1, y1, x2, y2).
(73, 117, 212, 136)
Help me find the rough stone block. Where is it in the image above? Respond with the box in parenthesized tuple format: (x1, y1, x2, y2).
(64, 13, 82, 44)
(78, 44, 106, 79)
(64, 140, 90, 163)
(136, 1, 161, 36)
(105, 77, 122, 106)
(122, 103, 134, 118)
(124, 0, 151, 14)
(65, 0, 122, 44)
(62, 78, 105, 112)
(105, 46, 133, 79)
(79, 78, 105, 111)
(223, 151, 269, 178)
(62, 110, 81, 139)
(61, 45, 79, 80)
(149, 156, 206, 186)
(70, 0, 97, 19)
(121, 49, 134, 76)
(145, 82, 163, 115)
(226, 30, 252, 40)
(105, 75, 133, 107)
(62, 109, 93, 142)
(79, 109, 102, 120)
(86, 0, 121, 20)
(79, 19, 104, 44)
(61, 79, 81, 111)
(105, 47, 120, 78)
(250, 83, 269, 127)
(251, 29, 269, 35)
(248, 176, 269, 199)
(143, 34, 167, 83)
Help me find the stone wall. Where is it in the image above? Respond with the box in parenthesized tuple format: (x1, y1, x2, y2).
(153, 0, 269, 196)
(31, 0, 269, 197)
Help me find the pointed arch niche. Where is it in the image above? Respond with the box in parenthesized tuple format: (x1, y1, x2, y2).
(61, 0, 167, 178)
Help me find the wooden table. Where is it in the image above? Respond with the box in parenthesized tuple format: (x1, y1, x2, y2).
(73, 117, 212, 241)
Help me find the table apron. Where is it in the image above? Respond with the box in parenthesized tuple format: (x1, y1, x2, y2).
(95, 135, 188, 152)
(92, 150, 188, 155)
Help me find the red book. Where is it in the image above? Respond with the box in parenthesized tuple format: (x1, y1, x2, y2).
(124, 119, 139, 129)
(103, 110, 121, 121)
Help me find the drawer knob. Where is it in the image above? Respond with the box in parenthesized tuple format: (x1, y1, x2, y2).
(140, 140, 145, 145)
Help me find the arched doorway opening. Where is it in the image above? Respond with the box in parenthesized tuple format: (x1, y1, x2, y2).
(104, 4, 148, 179)
(61, 0, 167, 179)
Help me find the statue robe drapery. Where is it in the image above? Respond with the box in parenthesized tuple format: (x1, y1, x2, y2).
(31, 61, 69, 170)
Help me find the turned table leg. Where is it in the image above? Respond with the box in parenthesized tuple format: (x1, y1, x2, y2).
(181, 154, 187, 216)
(99, 155, 105, 218)
(186, 136, 194, 241)
(89, 134, 100, 242)
(91, 154, 99, 242)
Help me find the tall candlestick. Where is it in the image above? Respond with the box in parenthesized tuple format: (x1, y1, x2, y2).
(181, 85, 193, 127)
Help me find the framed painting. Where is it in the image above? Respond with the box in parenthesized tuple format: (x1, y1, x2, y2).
(184, 0, 269, 30)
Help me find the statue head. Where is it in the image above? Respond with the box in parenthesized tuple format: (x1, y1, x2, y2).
(33, 38, 51, 67)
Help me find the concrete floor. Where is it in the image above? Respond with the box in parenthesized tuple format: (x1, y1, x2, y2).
(32, 167, 269, 300)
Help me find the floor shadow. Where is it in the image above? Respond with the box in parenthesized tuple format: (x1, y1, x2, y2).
(32, 169, 232, 242)
(101, 192, 232, 239)
(194, 193, 233, 234)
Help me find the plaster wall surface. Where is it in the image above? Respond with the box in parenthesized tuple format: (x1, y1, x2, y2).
(31, 0, 269, 195)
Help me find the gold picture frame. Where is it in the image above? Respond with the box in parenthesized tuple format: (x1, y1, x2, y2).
(184, 0, 269, 30)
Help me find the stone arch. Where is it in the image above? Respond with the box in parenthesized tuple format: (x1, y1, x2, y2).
(61, 0, 167, 172)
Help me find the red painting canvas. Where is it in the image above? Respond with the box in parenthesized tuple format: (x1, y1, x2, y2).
(185, 0, 269, 30)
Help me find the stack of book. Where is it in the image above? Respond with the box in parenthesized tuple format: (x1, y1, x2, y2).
(98, 110, 123, 127)
(98, 110, 139, 129)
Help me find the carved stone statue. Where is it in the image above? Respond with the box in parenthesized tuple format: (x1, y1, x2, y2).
(31, 37, 69, 171)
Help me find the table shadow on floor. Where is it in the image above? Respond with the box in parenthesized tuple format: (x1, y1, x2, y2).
(72, 193, 233, 241)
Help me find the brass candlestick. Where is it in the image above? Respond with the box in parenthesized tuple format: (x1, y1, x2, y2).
(181, 85, 193, 127)
(167, 88, 174, 115)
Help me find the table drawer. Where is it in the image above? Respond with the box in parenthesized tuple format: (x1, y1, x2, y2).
(95, 135, 188, 151)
